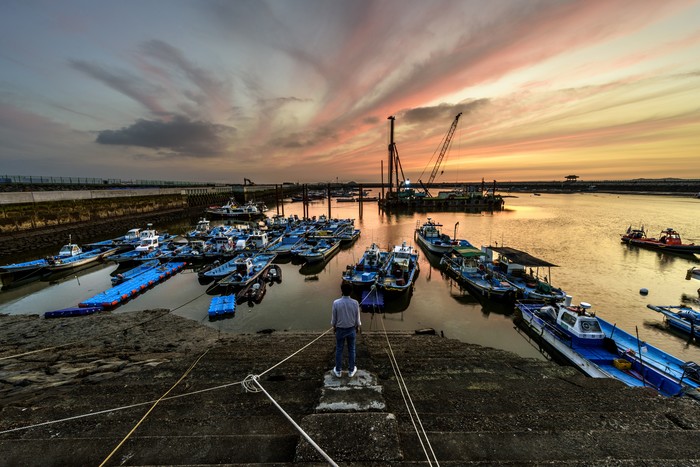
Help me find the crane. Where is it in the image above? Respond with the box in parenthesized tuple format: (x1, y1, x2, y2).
(419, 112, 462, 197)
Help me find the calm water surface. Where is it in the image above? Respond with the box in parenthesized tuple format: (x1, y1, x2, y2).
(2, 193, 699, 363)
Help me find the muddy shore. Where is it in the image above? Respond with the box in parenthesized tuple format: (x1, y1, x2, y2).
(1, 310, 700, 466)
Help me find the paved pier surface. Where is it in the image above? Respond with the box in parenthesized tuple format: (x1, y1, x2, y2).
(1, 310, 699, 466)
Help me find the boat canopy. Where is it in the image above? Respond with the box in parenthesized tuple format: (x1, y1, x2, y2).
(489, 246, 558, 267)
(452, 246, 483, 258)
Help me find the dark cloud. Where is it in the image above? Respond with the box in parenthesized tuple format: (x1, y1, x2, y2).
(401, 99, 490, 124)
(96, 116, 235, 157)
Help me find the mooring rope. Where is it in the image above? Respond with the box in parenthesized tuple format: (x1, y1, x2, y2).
(0, 376, 250, 435)
(99, 348, 210, 467)
(243, 374, 339, 467)
(380, 312, 439, 466)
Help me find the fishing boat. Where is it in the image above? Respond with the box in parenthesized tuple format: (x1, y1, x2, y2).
(206, 199, 265, 220)
(295, 238, 341, 264)
(647, 304, 700, 339)
(621, 226, 700, 254)
(261, 264, 282, 284)
(187, 218, 211, 238)
(236, 277, 267, 304)
(217, 252, 277, 288)
(342, 243, 389, 289)
(515, 298, 700, 398)
(440, 246, 517, 301)
(415, 218, 460, 255)
(337, 227, 361, 245)
(198, 254, 252, 281)
(377, 242, 419, 295)
(44, 239, 118, 273)
(134, 225, 160, 252)
(481, 246, 566, 302)
(688, 267, 700, 281)
(265, 231, 307, 257)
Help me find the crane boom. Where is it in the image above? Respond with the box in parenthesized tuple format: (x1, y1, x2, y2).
(426, 112, 462, 187)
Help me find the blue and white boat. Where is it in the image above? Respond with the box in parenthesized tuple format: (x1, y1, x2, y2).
(199, 254, 253, 280)
(296, 238, 341, 264)
(342, 243, 389, 289)
(415, 218, 461, 255)
(516, 298, 700, 398)
(218, 253, 277, 287)
(44, 239, 118, 273)
(265, 231, 307, 257)
(647, 304, 700, 339)
(187, 218, 211, 238)
(440, 246, 516, 301)
(377, 242, 419, 295)
(482, 246, 566, 302)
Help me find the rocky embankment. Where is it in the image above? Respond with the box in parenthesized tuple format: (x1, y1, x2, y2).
(1, 310, 699, 466)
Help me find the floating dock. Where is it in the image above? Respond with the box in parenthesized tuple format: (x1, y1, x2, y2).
(45, 306, 104, 318)
(208, 295, 237, 320)
(79, 262, 186, 309)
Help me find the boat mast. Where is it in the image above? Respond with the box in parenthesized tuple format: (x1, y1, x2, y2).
(387, 115, 395, 196)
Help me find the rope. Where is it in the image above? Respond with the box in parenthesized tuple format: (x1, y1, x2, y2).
(380, 315, 439, 466)
(246, 374, 339, 467)
(99, 348, 210, 467)
(0, 378, 247, 435)
(258, 327, 333, 377)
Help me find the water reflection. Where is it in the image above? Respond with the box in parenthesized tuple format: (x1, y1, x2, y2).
(2, 193, 700, 364)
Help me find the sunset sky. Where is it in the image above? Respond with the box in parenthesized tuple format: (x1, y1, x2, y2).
(1, 0, 699, 184)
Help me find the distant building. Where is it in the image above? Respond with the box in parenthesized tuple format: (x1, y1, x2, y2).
(565, 175, 579, 182)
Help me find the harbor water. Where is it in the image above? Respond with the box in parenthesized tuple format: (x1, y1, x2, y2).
(1, 192, 699, 364)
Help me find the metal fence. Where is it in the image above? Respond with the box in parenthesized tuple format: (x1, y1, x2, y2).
(0, 175, 215, 187)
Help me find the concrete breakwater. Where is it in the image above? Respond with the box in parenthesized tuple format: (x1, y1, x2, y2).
(1, 310, 699, 465)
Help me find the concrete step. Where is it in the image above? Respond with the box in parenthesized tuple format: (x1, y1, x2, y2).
(316, 369, 386, 412)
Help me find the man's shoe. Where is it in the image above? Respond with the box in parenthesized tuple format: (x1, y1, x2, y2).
(348, 367, 357, 378)
(333, 368, 342, 377)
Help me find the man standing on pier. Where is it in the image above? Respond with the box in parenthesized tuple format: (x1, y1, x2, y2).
(331, 282, 361, 377)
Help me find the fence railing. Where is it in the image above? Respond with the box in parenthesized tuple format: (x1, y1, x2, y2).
(0, 175, 215, 187)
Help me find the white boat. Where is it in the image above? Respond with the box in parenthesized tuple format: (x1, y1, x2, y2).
(135, 225, 159, 252)
(515, 298, 700, 398)
(218, 253, 277, 287)
(187, 218, 211, 238)
(377, 242, 419, 295)
(206, 200, 264, 220)
(415, 218, 455, 254)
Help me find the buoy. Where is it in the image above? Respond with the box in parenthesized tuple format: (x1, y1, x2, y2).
(639, 288, 649, 295)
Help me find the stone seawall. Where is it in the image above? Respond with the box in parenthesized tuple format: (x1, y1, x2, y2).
(0, 194, 187, 234)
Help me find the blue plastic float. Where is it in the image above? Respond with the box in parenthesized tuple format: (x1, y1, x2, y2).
(208, 295, 236, 320)
(79, 262, 186, 309)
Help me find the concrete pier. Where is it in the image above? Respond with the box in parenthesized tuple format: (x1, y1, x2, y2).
(1, 310, 699, 465)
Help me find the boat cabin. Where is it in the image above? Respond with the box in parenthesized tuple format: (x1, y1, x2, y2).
(192, 219, 211, 235)
(210, 234, 234, 253)
(539, 303, 605, 341)
(658, 228, 683, 245)
(57, 243, 82, 258)
(123, 228, 142, 243)
(390, 242, 415, 271)
(246, 231, 269, 249)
